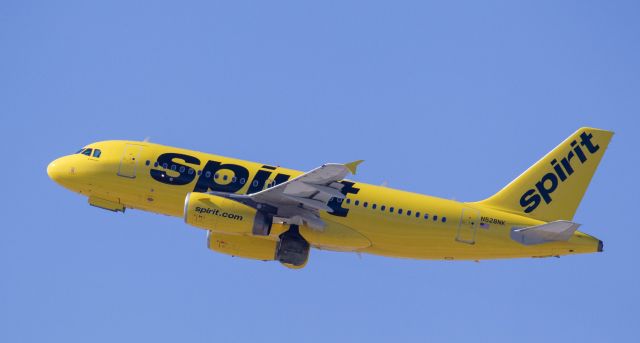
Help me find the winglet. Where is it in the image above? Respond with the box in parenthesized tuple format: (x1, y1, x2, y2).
(345, 160, 364, 175)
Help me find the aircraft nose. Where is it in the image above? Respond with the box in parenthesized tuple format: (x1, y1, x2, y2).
(47, 159, 62, 182)
(47, 157, 73, 185)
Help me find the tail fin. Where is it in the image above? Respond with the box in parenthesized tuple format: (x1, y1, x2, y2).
(476, 127, 613, 222)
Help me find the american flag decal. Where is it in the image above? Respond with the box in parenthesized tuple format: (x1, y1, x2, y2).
(479, 222, 490, 229)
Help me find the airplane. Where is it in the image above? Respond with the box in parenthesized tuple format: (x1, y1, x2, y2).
(47, 127, 613, 268)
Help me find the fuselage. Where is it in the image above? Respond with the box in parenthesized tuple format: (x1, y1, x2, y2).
(47, 140, 601, 260)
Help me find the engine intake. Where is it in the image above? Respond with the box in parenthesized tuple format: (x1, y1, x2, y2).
(184, 192, 272, 235)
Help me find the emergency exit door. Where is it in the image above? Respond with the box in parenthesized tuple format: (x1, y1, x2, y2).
(456, 207, 480, 244)
(118, 144, 143, 178)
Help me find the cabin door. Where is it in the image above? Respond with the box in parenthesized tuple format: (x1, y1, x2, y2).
(118, 144, 143, 178)
(456, 207, 480, 244)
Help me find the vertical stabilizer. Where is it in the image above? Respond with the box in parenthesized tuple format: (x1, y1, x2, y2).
(476, 127, 613, 222)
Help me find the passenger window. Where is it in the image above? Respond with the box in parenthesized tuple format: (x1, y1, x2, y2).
(232, 177, 237, 183)
(223, 175, 228, 181)
(82, 149, 93, 156)
(433, 215, 438, 221)
(162, 163, 168, 169)
(337, 198, 343, 203)
(390, 207, 394, 213)
(416, 212, 420, 218)
(240, 178, 245, 184)
(407, 210, 412, 216)
(346, 199, 351, 204)
(154, 162, 159, 167)
(372, 204, 377, 209)
(214, 173, 219, 179)
(179, 166, 185, 173)
(197, 170, 202, 176)
(442, 217, 447, 223)
(363, 202, 368, 208)
(145, 160, 150, 166)
(424, 213, 429, 219)
(381, 205, 386, 211)
(93, 149, 102, 158)
(205, 171, 211, 178)
(171, 165, 177, 171)
(188, 168, 194, 175)
(355, 200, 360, 206)
(398, 209, 403, 214)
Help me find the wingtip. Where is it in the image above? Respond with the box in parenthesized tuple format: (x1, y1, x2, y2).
(345, 160, 364, 174)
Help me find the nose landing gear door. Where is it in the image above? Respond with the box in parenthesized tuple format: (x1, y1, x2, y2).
(118, 144, 143, 178)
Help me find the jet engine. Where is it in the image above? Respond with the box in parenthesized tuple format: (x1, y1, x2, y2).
(184, 192, 272, 235)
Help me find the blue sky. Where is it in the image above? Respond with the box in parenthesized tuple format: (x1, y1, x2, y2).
(1, 1, 639, 342)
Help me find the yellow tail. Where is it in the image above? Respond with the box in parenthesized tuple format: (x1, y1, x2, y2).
(476, 127, 613, 222)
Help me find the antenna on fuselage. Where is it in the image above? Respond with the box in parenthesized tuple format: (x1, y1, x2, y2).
(143, 137, 151, 142)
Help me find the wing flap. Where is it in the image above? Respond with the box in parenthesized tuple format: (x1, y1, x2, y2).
(301, 182, 345, 198)
(282, 194, 333, 212)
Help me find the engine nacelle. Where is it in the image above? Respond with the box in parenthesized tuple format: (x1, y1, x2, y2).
(184, 192, 272, 235)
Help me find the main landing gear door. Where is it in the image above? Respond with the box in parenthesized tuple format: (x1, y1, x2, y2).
(456, 207, 480, 244)
(118, 144, 143, 178)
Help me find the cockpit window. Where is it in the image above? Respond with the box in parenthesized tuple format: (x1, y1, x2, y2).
(82, 149, 93, 156)
(93, 149, 102, 158)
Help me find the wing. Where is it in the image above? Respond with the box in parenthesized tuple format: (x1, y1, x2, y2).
(246, 160, 363, 230)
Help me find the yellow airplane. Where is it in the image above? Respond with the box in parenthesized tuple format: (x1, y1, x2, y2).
(47, 127, 613, 268)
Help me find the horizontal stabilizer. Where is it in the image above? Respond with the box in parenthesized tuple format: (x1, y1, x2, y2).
(511, 220, 580, 245)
